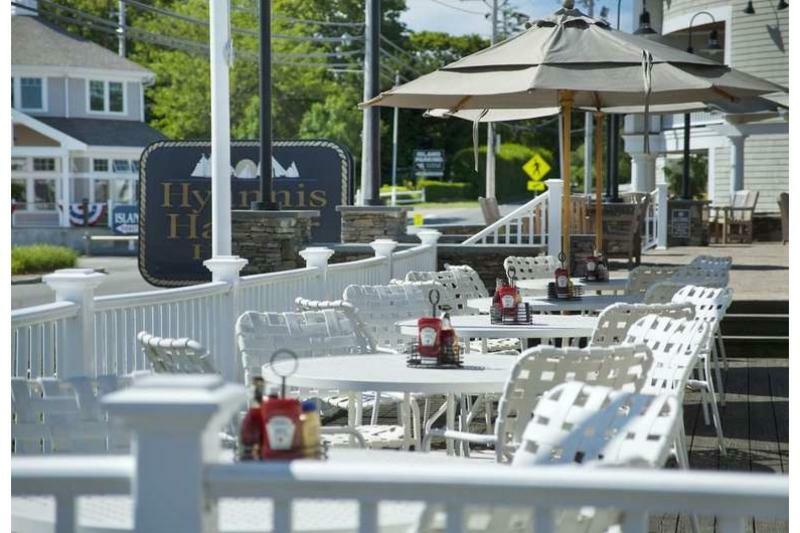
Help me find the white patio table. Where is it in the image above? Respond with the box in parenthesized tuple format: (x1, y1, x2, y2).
(12, 449, 489, 533)
(264, 353, 516, 455)
(396, 314, 598, 343)
(516, 277, 628, 294)
(467, 294, 640, 315)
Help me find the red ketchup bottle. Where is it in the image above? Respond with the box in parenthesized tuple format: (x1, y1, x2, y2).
(555, 254, 570, 299)
(238, 377, 266, 461)
(417, 316, 442, 362)
(261, 386, 302, 460)
(496, 283, 519, 318)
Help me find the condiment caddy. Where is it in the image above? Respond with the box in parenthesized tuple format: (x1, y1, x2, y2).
(490, 265, 532, 325)
(405, 288, 464, 368)
(238, 350, 324, 462)
(547, 251, 584, 300)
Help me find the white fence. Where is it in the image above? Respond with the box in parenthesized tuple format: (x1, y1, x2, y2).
(10, 235, 439, 383)
(11, 376, 789, 533)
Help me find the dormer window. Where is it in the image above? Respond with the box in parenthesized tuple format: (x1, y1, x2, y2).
(11, 77, 46, 111)
(88, 80, 125, 114)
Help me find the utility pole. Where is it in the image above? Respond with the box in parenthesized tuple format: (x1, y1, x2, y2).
(390, 71, 400, 206)
(583, 0, 593, 195)
(253, 0, 278, 209)
(360, 0, 381, 205)
(117, 0, 126, 57)
(485, 0, 499, 200)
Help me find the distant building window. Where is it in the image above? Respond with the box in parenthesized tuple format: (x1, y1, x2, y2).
(34, 179, 56, 209)
(12, 179, 27, 207)
(94, 179, 109, 203)
(88, 80, 125, 113)
(89, 80, 105, 112)
(72, 177, 91, 203)
(113, 159, 131, 173)
(70, 157, 90, 173)
(33, 158, 56, 172)
(130, 160, 140, 173)
(93, 159, 109, 172)
(109, 82, 124, 112)
(19, 77, 44, 111)
(12, 157, 27, 171)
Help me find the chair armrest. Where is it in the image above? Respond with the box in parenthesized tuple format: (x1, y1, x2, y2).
(422, 428, 497, 452)
(374, 346, 400, 355)
(320, 426, 367, 448)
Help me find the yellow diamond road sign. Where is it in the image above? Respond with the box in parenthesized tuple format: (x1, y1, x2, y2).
(527, 180, 546, 192)
(523, 153, 551, 182)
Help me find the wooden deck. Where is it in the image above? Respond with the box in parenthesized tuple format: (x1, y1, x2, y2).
(650, 356, 789, 532)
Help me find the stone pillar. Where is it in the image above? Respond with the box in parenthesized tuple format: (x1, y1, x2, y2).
(203, 255, 248, 382)
(336, 206, 408, 243)
(43, 268, 106, 378)
(231, 210, 319, 275)
(103, 375, 246, 533)
(728, 134, 747, 198)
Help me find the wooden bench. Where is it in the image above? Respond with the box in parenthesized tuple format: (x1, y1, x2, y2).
(83, 233, 137, 256)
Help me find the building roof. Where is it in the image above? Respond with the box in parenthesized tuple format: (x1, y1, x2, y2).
(37, 117, 165, 147)
(11, 15, 152, 75)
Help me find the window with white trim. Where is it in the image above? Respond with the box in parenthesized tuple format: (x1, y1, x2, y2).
(93, 158, 109, 172)
(88, 80, 125, 113)
(19, 77, 44, 111)
(33, 158, 56, 172)
(12, 157, 28, 171)
(112, 159, 131, 173)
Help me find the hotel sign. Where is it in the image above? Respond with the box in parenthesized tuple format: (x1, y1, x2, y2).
(138, 140, 353, 287)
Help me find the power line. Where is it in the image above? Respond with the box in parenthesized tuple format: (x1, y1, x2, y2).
(427, 0, 487, 16)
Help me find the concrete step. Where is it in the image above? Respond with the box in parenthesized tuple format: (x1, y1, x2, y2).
(720, 337, 788, 358)
(721, 315, 788, 338)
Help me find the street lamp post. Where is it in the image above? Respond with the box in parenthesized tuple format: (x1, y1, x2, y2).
(682, 11, 721, 200)
(252, 0, 279, 210)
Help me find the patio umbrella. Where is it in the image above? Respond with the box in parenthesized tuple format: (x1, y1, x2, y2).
(362, 0, 785, 269)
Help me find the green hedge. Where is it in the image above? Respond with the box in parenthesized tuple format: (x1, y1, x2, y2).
(11, 244, 78, 275)
(417, 179, 475, 202)
(450, 143, 556, 202)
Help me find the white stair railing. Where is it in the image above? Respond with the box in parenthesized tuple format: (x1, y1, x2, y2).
(462, 192, 549, 246)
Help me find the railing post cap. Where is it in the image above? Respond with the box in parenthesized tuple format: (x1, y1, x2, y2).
(204, 255, 248, 281)
(416, 229, 442, 245)
(545, 178, 564, 185)
(43, 268, 106, 291)
(370, 239, 399, 257)
(299, 247, 335, 261)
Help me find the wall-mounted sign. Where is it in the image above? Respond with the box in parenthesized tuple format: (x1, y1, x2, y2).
(413, 149, 445, 178)
(670, 208, 691, 239)
(112, 204, 139, 235)
(139, 140, 353, 287)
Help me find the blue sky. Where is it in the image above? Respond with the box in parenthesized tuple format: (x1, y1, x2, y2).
(400, 0, 635, 37)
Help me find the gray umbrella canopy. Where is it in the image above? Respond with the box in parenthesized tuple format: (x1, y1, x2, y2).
(364, 7, 784, 111)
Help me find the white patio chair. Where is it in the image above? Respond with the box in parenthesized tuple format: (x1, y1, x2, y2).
(235, 309, 411, 449)
(690, 255, 733, 272)
(136, 331, 217, 374)
(642, 281, 687, 304)
(589, 302, 695, 348)
(422, 344, 653, 462)
(419, 382, 683, 533)
(12, 375, 130, 455)
(503, 255, 557, 281)
(403, 269, 474, 316)
(623, 313, 725, 454)
(624, 264, 680, 298)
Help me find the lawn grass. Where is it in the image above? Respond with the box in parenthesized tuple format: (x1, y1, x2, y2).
(12, 244, 78, 275)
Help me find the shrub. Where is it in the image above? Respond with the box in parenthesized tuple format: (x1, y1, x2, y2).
(450, 143, 556, 202)
(11, 244, 78, 275)
(417, 179, 476, 202)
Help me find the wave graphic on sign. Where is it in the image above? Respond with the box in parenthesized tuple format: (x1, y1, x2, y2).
(191, 154, 300, 179)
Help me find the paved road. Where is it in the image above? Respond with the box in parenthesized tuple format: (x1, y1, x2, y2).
(11, 256, 154, 309)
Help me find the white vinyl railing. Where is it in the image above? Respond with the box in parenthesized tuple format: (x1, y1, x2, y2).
(11, 301, 79, 378)
(93, 282, 230, 376)
(11, 376, 789, 533)
(644, 184, 669, 251)
(462, 191, 549, 247)
(9, 236, 439, 382)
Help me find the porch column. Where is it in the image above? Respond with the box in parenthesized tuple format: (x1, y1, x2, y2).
(60, 151, 70, 227)
(623, 114, 662, 193)
(727, 134, 747, 197)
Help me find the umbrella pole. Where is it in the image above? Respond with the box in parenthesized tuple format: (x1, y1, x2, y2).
(560, 91, 573, 272)
(594, 112, 604, 253)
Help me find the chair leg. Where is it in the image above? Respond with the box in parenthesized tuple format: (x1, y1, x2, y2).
(716, 328, 729, 372)
(702, 360, 727, 456)
(711, 343, 726, 407)
(675, 419, 701, 533)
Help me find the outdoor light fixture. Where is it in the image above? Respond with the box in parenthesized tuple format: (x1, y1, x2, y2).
(633, 1, 657, 35)
(777, 0, 788, 9)
(599, 6, 609, 20)
(744, 1, 755, 14)
(686, 11, 720, 54)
